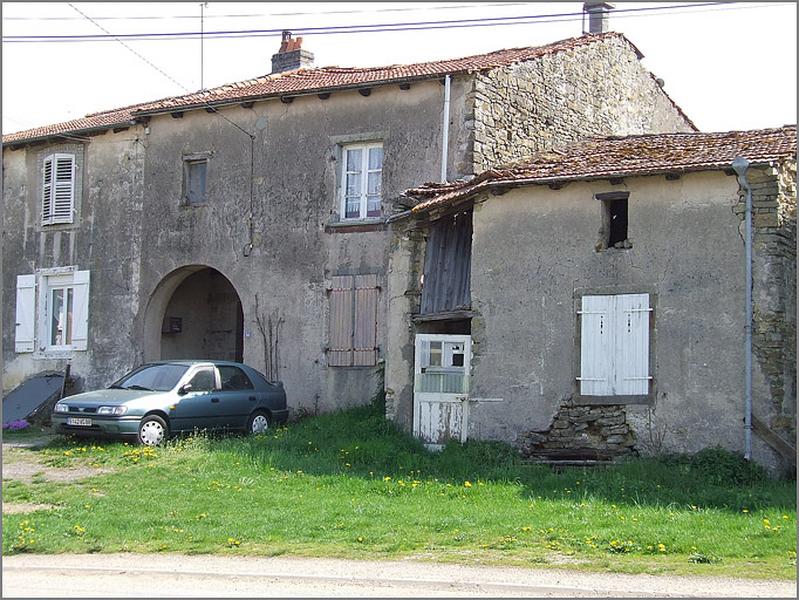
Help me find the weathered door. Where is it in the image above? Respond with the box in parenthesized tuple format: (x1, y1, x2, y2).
(413, 334, 471, 449)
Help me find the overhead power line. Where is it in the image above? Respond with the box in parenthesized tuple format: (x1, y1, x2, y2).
(3, 2, 744, 43)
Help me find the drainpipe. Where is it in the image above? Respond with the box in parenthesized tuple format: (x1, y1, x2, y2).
(732, 156, 752, 461)
(440, 75, 451, 182)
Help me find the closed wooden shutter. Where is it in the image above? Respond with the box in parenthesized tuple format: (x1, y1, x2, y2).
(41, 156, 53, 225)
(614, 293, 650, 395)
(353, 274, 379, 366)
(579, 294, 612, 396)
(328, 275, 354, 366)
(70, 270, 91, 351)
(15, 274, 36, 353)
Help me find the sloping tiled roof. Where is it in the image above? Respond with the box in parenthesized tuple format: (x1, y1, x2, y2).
(4, 32, 644, 144)
(408, 125, 798, 213)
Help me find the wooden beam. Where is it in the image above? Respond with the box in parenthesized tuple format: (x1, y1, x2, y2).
(608, 177, 624, 185)
(412, 310, 475, 323)
(205, 107, 217, 113)
(280, 96, 294, 104)
(240, 101, 255, 109)
(665, 172, 681, 181)
(112, 126, 130, 133)
(752, 415, 796, 467)
(358, 88, 372, 97)
(318, 92, 331, 100)
(399, 83, 411, 90)
(170, 111, 184, 119)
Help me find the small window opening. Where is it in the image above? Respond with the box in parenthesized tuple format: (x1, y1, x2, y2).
(184, 159, 208, 205)
(596, 191, 630, 250)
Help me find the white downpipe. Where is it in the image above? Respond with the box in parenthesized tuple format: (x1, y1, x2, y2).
(440, 75, 451, 182)
(732, 156, 753, 461)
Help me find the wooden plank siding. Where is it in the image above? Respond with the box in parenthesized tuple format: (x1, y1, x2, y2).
(420, 210, 472, 315)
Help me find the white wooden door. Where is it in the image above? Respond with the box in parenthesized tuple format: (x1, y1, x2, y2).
(413, 334, 471, 449)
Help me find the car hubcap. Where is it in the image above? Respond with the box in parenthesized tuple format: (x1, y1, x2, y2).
(140, 421, 164, 446)
(251, 415, 268, 434)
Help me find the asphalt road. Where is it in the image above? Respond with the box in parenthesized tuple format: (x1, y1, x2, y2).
(2, 554, 795, 598)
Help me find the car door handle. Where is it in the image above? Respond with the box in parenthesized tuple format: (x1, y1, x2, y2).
(210, 397, 219, 403)
(249, 396, 256, 402)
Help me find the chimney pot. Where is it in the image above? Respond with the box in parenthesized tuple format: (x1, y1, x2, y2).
(583, 1, 614, 34)
(272, 31, 315, 74)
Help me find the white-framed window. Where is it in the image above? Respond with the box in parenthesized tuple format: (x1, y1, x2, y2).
(14, 268, 90, 354)
(341, 143, 383, 220)
(41, 153, 76, 225)
(577, 293, 651, 396)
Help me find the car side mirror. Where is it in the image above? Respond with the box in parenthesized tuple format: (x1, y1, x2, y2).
(178, 383, 193, 396)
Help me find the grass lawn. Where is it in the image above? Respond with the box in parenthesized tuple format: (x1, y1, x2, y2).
(2, 403, 796, 579)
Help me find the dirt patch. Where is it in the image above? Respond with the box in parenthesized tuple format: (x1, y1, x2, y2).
(3, 502, 59, 514)
(2, 456, 113, 483)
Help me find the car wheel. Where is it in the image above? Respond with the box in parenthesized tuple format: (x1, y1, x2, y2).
(247, 411, 269, 435)
(138, 414, 168, 446)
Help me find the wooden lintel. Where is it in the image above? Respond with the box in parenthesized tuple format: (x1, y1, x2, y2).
(170, 111, 184, 119)
(665, 172, 681, 181)
(412, 310, 475, 323)
(318, 92, 331, 100)
(240, 101, 255, 109)
(280, 96, 294, 104)
(358, 88, 372, 97)
(608, 177, 624, 185)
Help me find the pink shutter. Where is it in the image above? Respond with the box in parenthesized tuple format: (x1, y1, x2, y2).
(328, 275, 354, 366)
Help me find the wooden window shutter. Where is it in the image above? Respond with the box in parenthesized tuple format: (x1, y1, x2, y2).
(52, 154, 76, 224)
(328, 275, 355, 366)
(353, 274, 379, 366)
(15, 274, 36, 353)
(614, 293, 650, 395)
(70, 270, 91, 351)
(579, 295, 612, 396)
(41, 156, 54, 225)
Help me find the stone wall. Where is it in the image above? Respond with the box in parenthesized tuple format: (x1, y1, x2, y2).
(518, 403, 636, 460)
(469, 36, 695, 172)
(735, 160, 797, 463)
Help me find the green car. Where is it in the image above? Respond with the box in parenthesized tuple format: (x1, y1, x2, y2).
(52, 361, 289, 446)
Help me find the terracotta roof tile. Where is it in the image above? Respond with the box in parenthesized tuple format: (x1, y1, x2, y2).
(4, 32, 641, 144)
(409, 125, 798, 213)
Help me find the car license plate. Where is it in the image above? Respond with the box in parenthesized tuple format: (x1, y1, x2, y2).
(66, 417, 92, 427)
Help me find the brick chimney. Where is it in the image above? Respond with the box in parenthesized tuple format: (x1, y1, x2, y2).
(271, 31, 314, 74)
(583, 1, 614, 34)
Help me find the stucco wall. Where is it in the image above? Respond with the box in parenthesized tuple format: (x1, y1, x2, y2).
(131, 79, 465, 413)
(470, 36, 695, 171)
(463, 171, 791, 471)
(2, 129, 145, 392)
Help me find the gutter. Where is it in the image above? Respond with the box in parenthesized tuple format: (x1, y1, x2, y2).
(732, 156, 753, 461)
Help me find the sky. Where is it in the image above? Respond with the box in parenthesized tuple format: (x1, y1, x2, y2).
(1, 1, 796, 134)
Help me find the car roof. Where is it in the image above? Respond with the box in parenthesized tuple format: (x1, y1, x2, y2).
(146, 360, 248, 368)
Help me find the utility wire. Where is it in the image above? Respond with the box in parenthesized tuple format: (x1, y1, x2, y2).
(5, 2, 533, 21)
(65, 3, 254, 140)
(6, 2, 737, 42)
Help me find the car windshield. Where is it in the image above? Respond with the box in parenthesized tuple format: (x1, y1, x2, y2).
(111, 364, 189, 392)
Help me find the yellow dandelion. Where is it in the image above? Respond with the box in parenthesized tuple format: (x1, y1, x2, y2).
(463, 481, 472, 488)
(657, 543, 666, 552)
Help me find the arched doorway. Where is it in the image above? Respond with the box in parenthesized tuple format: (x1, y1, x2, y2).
(143, 266, 243, 362)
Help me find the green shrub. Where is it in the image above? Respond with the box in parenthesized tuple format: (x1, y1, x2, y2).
(659, 446, 767, 486)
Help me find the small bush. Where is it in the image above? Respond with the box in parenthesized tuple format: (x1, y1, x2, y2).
(659, 446, 767, 486)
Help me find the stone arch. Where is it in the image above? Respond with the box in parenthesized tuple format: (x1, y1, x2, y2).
(143, 265, 243, 362)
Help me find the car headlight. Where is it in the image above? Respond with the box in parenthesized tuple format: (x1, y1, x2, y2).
(97, 406, 128, 416)
(54, 403, 69, 413)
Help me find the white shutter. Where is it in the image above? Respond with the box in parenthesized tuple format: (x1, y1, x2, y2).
(15, 275, 36, 353)
(615, 293, 650, 395)
(579, 295, 612, 396)
(70, 270, 90, 351)
(41, 156, 54, 225)
(52, 154, 75, 224)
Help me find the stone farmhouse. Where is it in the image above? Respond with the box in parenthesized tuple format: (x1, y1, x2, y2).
(387, 126, 796, 473)
(2, 22, 695, 428)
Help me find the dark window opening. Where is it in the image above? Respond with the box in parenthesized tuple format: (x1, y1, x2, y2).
(595, 191, 630, 250)
(608, 198, 628, 247)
